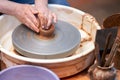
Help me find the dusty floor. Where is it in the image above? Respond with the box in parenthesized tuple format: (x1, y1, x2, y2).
(68, 0, 120, 26)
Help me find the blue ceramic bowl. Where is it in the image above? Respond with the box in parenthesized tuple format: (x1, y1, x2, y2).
(0, 65, 60, 80)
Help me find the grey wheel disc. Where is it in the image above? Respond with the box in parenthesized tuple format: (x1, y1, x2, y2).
(12, 20, 81, 59)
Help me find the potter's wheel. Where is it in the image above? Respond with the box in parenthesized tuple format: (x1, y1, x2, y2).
(12, 20, 81, 59)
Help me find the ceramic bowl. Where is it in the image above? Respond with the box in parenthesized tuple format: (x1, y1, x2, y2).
(0, 65, 60, 80)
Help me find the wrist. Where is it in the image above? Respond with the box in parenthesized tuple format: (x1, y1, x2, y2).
(11, 3, 23, 16)
(35, 0, 48, 8)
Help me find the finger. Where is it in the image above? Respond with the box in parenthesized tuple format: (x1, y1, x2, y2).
(47, 14, 52, 27)
(26, 10, 39, 28)
(38, 13, 47, 29)
(41, 17, 48, 29)
(24, 17, 39, 33)
(52, 13, 57, 23)
(43, 13, 48, 29)
(44, 17, 48, 29)
(38, 13, 44, 28)
(29, 5, 39, 27)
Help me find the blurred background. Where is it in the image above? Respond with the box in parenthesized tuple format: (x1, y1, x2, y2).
(68, 0, 120, 26)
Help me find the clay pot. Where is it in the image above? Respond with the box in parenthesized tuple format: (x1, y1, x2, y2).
(39, 24, 55, 38)
(91, 64, 116, 80)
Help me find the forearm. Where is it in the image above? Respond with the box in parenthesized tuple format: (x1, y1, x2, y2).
(0, 0, 20, 15)
(35, 0, 48, 7)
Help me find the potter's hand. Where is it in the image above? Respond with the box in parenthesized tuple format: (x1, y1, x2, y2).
(0, 1, 39, 33)
(14, 4, 39, 33)
(35, 2, 57, 30)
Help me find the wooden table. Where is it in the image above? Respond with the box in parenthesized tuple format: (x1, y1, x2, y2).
(61, 69, 120, 80)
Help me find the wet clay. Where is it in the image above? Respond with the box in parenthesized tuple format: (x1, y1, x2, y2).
(38, 24, 55, 40)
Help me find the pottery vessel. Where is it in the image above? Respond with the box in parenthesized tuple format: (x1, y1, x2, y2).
(0, 4, 100, 78)
(91, 64, 116, 80)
